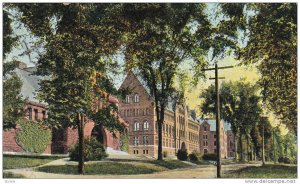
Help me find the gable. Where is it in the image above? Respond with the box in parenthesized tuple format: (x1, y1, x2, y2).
(119, 72, 153, 103)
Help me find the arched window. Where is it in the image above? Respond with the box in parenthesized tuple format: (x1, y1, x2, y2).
(143, 121, 149, 130)
(134, 122, 139, 131)
(126, 95, 130, 103)
(134, 94, 139, 103)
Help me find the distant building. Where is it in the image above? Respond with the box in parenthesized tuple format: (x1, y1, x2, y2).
(199, 119, 234, 159)
(118, 72, 200, 158)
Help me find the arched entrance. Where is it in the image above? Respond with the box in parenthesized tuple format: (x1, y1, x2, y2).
(181, 142, 186, 150)
(91, 125, 107, 147)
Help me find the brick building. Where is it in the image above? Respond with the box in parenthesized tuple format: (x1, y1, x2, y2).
(199, 119, 233, 159)
(118, 72, 200, 158)
(3, 62, 128, 154)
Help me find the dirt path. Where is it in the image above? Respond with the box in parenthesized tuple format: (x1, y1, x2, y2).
(4, 161, 260, 179)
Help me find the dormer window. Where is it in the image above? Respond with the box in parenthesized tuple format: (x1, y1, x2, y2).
(134, 94, 139, 103)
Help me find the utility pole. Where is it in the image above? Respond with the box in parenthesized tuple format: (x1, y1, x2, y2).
(273, 129, 276, 164)
(262, 116, 266, 166)
(202, 64, 233, 178)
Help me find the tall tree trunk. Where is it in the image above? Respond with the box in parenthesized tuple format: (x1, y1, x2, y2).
(77, 113, 85, 174)
(157, 119, 163, 160)
(239, 134, 244, 162)
(156, 105, 165, 160)
(234, 133, 239, 161)
(246, 135, 249, 162)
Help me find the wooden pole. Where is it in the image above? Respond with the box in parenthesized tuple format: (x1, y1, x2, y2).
(215, 64, 221, 178)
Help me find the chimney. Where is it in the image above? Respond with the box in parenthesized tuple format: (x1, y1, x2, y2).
(15, 61, 27, 69)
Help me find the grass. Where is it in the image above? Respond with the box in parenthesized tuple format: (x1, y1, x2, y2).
(3, 172, 25, 178)
(150, 159, 191, 169)
(225, 164, 297, 178)
(192, 160, 212, 165)
(37, 162, 159, 175)
(3, 154, 65, 169)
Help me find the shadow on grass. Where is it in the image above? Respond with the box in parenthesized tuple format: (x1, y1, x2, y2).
(3, 172, 25, 178)
(37, 162, 159, 175)
(3, 154, 66, 169)
(224, 164, 297, 178)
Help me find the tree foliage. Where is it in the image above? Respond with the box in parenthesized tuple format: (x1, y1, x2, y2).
(3, 61, 25, 130)
(222, 3, 297, 134)
(3, 9, 18, 59)
(200, 80, 264, 160)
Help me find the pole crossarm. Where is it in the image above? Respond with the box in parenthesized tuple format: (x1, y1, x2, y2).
(202, 65, 234, 71)
(209, 77, 225, 80)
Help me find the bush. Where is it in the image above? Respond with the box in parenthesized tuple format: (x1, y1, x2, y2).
(189, 151, 202, 162)
(278, 157, 292, 164)
(120, 133, 129, 152)
(16, 120, 52, 153)
(202, 153, 217, 161)
(177, 149, 188, 161)
(69, 137, 107, 161)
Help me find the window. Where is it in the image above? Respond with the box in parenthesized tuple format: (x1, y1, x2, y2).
(28, 108, 32, 120)
(214, 141, 217, 146)
(126, 95, 130, 103)
(146, 150, 148, 154)
(34, 109, 38, 120)
(204, 126, 207, 131)
(214, 134, 216, 139)
(143, 136, 148, 145)
(204, 149, 208, 154)
(143, 121, 149, 130)
(134, 122, 139, 131)
(203, 141, 208, 146)
(134, 136, 139, 146)
(203, 135, 208, 139)
(42, 111, 46, 120)
(134, 94, 139, 103)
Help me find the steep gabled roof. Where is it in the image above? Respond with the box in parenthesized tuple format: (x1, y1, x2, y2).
(14, 67, 45, 104)
(199, 119, 232, 131)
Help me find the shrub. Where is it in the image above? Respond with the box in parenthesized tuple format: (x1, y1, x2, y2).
(189, 151, 202, 162)
(278, 157, 292, 164)
(163, 151, 168, 158)
(177, 149, 188, 161)
(202, 153, 217, 161)
(16, 120, 52, 153)
(120, 132, 129, 152)
(69, 137, 107, 161)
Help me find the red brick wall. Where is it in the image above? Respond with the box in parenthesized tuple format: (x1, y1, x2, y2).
(3, 128, 23, 152)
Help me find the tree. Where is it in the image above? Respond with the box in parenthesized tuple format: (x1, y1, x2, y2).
(3, 8, 18, 59)
(123, 3, 212, 160)
(3, 62, 25, 130)
(12, 3, 127, 174)
(3, 6, 25, 130)
(222, 3, 297, 134)
(200, 80, 263, 161)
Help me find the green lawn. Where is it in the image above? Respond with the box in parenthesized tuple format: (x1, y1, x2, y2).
(37, 162, 159, 175)
(3, 172, 25, 178)
(225, 164, 297, 178)
(150, 159, 191, 169)
(3, 154, 65, 169)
